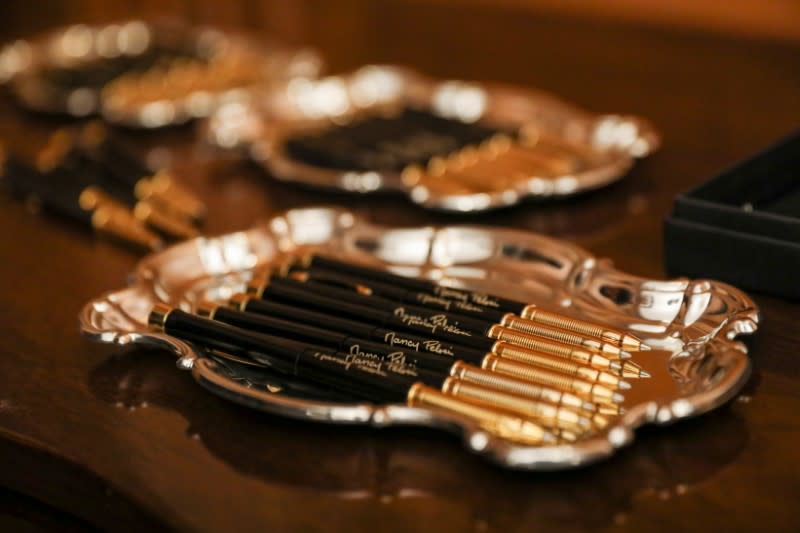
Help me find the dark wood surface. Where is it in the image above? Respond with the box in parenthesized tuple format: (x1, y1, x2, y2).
(2, 4, 800, 532)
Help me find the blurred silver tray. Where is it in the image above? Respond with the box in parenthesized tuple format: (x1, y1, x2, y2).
(206, 66, 660, 211)
(80, 207, 757, 470)
(0, 20, 321, 127)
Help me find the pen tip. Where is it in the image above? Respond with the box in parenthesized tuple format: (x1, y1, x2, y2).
(609, 361, 622, 372)
(640, 369, 651, 378)
(582, 401, 597, 412)
(620, 350, 633, 359)
(618, 380, 631, 390)
(577, 416, 592, 429)
(638, 343, 652, 351)
(612, 392, 625, 404)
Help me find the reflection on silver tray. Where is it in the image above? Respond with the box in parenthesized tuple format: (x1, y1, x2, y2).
(80, 207, 757, 470)
(0, 20, 322, 127)
(206, 66, 660, 212)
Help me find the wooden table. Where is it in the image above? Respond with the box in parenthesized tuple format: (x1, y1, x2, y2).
(1, 6, 800, 532)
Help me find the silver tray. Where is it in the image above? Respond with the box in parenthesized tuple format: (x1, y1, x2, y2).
(206, 65, 660, 212)
(0, 20, 321, 127)
(80, 207, 757, 470)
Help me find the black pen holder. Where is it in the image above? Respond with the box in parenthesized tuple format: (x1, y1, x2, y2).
(665, 130, 800, 299)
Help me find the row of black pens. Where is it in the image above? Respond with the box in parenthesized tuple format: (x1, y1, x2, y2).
(149, 254, 651, 445)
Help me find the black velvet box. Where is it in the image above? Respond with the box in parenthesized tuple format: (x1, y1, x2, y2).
(665, 130, 800, 299)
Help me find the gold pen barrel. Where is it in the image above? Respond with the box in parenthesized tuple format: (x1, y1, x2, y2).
(442, 377, 590, 433)
(500, 314, 625, 357)
(79, 186, 163, 251)
(488, 325, 613, 369)
(135, 171, 206, 222)
(406, 383, 555, 445)
(481, 353, 621, 404)
(491, 341, 624, 388)
(481, 135, 577, 175)
(520, 305, 627, 346)
(449, 361, 589, 412)
(133, 201, 199, 239)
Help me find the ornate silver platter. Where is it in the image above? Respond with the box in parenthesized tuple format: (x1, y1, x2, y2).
(80, 207, 757, 470)
(206, 66, 660, 212)
(0, 20, 321, 127)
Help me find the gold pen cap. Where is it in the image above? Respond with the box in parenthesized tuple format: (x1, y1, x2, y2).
(481, 353, 624, 404)
(146, 171, 207, 222)
(79, 186, 163, 251)
(442, 377, 591, 432)
(500, 314, 628, 358)
(406, 383, 556, 445)
(449, 361, 591, 412)
(491, 341, 626, 389)
(133, 200, 199, 240)
(519, 305, 644, 349)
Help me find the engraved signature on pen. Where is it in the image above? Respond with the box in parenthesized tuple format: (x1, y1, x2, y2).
(433, 287, 501, 309)
(416, 293, 490, 314)
(416, 293, 453, 310)
(383, 331, 456, 356)
(311, 345, 420, 378)
(392, 307, 472, 337)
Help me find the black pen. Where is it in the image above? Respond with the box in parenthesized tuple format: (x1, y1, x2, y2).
(198, 300, 610, 423)
(244, 277, 628, 400)
(77, 121, 206, 223)
(0, 146, 162, 250)
(39, 130, 197, 239)
(286, 268, 647, 379)
(296, 254, 647, 352)
(248, 275, 630, 387)
(149, 304, 557, 444)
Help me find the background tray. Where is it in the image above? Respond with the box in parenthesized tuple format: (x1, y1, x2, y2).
(206, 66, 660, 212)
(0, 19, 322, 127)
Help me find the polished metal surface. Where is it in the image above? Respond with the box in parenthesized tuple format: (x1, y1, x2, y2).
(0, 20, 322, 127)
(80, 207, 757, 469)
(206, 66, 660, 211)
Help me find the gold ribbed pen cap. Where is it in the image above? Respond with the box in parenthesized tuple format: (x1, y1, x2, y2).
(442, 377, 591, 433)
(406, 383, 556, 445)
(519, 304, 645, 349)
(450, 361, 593, 412)
(500, 314, 628, 358)
(492, 341, 627, 389)
(79, 186, 163, 251)
(134, 171, 207, 223)
(133, 201, 199, 240)
(488, 325, 616, 370)
(481, 353, 624, 405)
